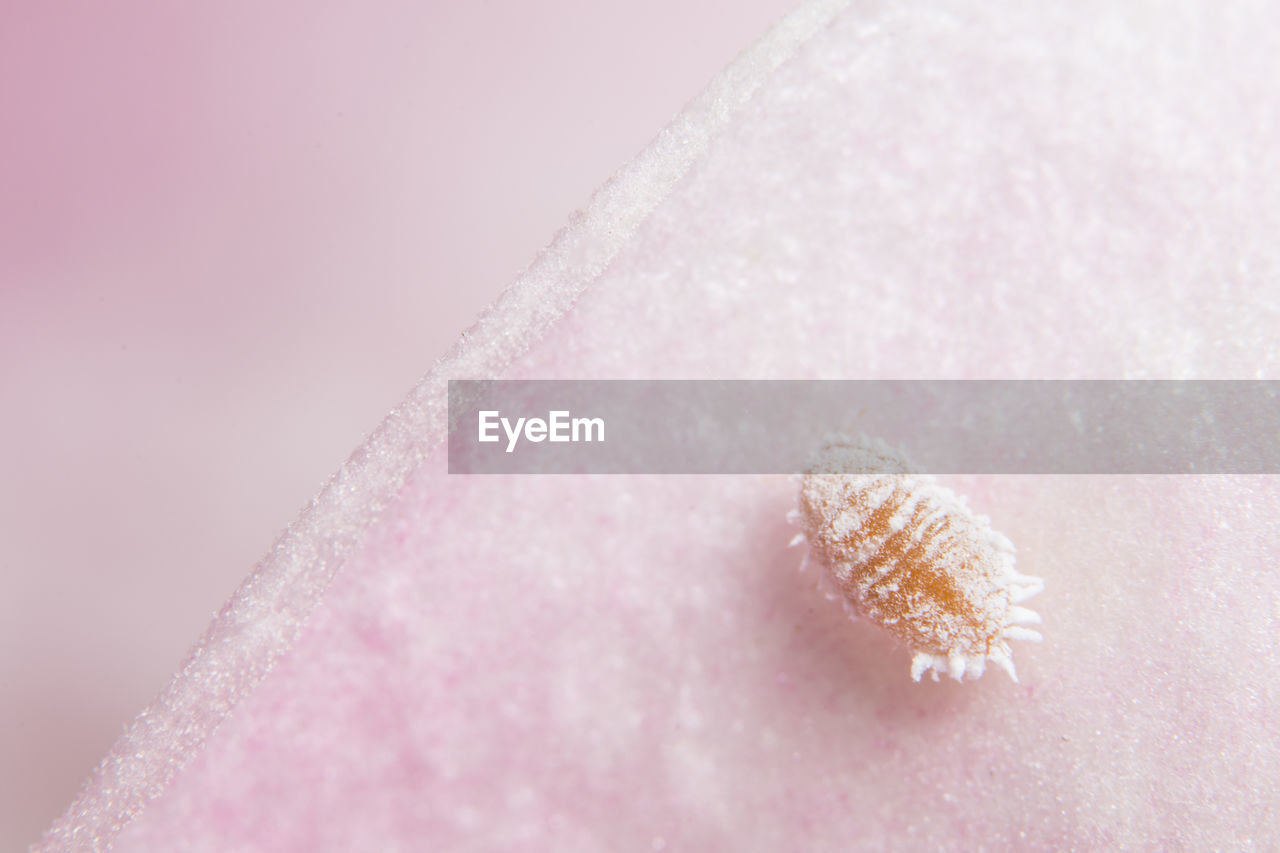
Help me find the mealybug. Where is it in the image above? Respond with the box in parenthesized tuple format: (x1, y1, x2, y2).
(790, 435, 1044, 682)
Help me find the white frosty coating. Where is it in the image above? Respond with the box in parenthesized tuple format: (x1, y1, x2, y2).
(36, 4, 856, 851)
(795, 435, 1045, 684)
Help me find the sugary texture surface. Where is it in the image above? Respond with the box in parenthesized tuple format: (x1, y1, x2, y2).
(43, 0, 1280, 849)
(798, 435, 1044, 683)
(35, 4, 848, 849)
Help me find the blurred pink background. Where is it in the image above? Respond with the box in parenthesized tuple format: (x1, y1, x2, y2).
(0, 1, 795, 846)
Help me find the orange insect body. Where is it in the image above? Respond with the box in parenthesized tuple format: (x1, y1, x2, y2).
(792, 435, 1044, 682)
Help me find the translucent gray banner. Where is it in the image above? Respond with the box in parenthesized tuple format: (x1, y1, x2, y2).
(446, 380, 1280, 474)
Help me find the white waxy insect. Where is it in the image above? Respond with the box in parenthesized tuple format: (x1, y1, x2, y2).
(788, 434, 1044, 683)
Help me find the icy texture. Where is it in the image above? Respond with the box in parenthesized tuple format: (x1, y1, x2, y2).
(41, 0, 1280, 849)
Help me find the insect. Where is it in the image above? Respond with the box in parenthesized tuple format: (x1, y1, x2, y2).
(790, 434, 1044, 682)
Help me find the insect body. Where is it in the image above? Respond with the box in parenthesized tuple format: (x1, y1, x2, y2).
(792, 435, 1044, 682)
